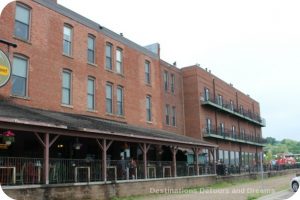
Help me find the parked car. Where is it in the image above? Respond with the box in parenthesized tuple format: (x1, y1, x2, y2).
(291, 174, 300, 192)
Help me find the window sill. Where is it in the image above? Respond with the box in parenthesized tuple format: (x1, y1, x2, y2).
(10, 95, 30, 101)
(145, 83, 152, 87)
(116, 115, 125, 119)
(62, 54, 74, 59)
(87, 109, 98, 113)
(146, 121, 153, 124)
(87, 62, 97, 67)
(105, 69, 114, 73)
(116, 72, 125, 78)
(13, 36, 32, 45)
(61, 104, 73, 109)
(105, 113, 114, 117)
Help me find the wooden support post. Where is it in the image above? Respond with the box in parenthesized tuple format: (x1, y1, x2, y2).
(139, 143, 150, 179)
(193, 147, 201, 176)
(96, 139, 113, 183)
(34, 132, 59, 184)
(44, 133, 49, 184)
(212, 148, 217, 174)
(171, 146, 178, 177)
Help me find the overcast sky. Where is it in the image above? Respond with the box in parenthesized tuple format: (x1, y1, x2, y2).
(1, 0, 299, 141)
(57, 0, 300, 141)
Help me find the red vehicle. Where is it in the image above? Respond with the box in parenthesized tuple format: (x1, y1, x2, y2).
(276, 155, 296, 165)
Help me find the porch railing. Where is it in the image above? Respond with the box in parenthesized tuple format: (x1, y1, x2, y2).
(1, 157, 299, 185)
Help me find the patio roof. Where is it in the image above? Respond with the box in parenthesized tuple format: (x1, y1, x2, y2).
(0, 100, 217, 148)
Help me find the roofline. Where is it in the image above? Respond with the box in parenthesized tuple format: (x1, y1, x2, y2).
(181, 65, 260, 104)
(0, 116, 217, 148)
(32, 0, 159, 60)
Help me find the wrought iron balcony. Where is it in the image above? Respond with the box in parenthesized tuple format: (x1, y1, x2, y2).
(201, 96, 266, 127)
(202, 128, 266, 146)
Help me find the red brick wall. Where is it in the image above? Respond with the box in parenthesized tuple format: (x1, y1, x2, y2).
(160, 61, 185, 135)
(0, 0, 163, 129)
(182, 65, 263, 153)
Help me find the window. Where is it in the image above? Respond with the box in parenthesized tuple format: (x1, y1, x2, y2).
(63, 25, 72, 56)
(204, 88, 210, 101)
(145, 60, 151, 84)
(224, 151, 229, 165)
(105, 43, 112, 70)
(87, 77, 95, 110)
(241, 128, 245, 139)
(14, 4, 30, 41)
(106, 83, 113, 113)
(11, 55, 28, 97)
(230, 151, 235, 165)
(62, 70, 72, 105)
(163, 71, 168, 91)
(240, 105, 244, 114)
(172, 106, 176, 126)
(170, 74, 175, 94)
(117, 86, 124, 116)
(232, 126, 236, 138)
(146, 95, 152, 121)
(165, 104, 170, 125)
(218, 150, 224, 162)
(235, 152, 240, 165)
(116, 48, 123, 74)
(206, 118, 211, 133)
(87, 35, 95, 64)
(230, 100, 234, 111)
(218, 94, 223, 106)
(219, 123, 224, 134)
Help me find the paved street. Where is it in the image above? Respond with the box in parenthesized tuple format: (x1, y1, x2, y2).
(141, 174, 295, 200)
(257, 189, 295, 200)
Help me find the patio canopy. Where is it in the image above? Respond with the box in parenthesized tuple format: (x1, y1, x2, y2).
(0, 100, 217, 148)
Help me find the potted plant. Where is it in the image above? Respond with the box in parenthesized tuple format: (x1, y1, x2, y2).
(1, 130, 15, 145)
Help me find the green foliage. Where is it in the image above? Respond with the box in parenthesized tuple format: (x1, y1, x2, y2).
(264, 138, 300, 155)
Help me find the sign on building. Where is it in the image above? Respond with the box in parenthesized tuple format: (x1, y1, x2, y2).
(0, 49, 11, 88)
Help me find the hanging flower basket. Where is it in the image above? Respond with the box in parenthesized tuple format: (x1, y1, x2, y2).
(0, 130, 15, 145)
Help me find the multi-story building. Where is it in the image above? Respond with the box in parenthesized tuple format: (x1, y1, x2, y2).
(182, 66, 265, 173)
(0, 0, 264, 191)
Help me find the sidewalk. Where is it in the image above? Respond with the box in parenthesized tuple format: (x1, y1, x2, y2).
(141, 174, 295, 200)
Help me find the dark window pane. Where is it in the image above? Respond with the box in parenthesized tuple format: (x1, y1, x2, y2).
(14, 21, 29, 40)
(11, 76, 26, 96)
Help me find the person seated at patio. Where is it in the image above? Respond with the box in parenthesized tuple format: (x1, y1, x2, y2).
(117, 155, 126, 180)
(129, 158, 137, 179)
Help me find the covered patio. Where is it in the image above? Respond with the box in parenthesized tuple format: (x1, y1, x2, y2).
(0, 100, 217, 186)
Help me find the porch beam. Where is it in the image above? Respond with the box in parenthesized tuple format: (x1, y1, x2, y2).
(34, 132, 45, 147)
(171, 146, 178, 177)
(49, 135, 60, 148)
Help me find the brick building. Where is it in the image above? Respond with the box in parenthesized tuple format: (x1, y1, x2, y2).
(0, 0, 264, 190)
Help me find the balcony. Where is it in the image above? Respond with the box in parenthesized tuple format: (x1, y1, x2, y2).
(203, 128, 266, 146)
(201, 96, 266, 127)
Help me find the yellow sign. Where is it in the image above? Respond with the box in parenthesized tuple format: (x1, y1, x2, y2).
(0, 50, 11, 88)
(0, 65, 9, 76)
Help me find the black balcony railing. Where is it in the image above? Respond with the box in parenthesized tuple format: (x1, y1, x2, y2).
(203, 128, 266, 145)
(202, 95, 266, 127)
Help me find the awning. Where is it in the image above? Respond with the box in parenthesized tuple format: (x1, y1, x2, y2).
(0, 100, 217, 148)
